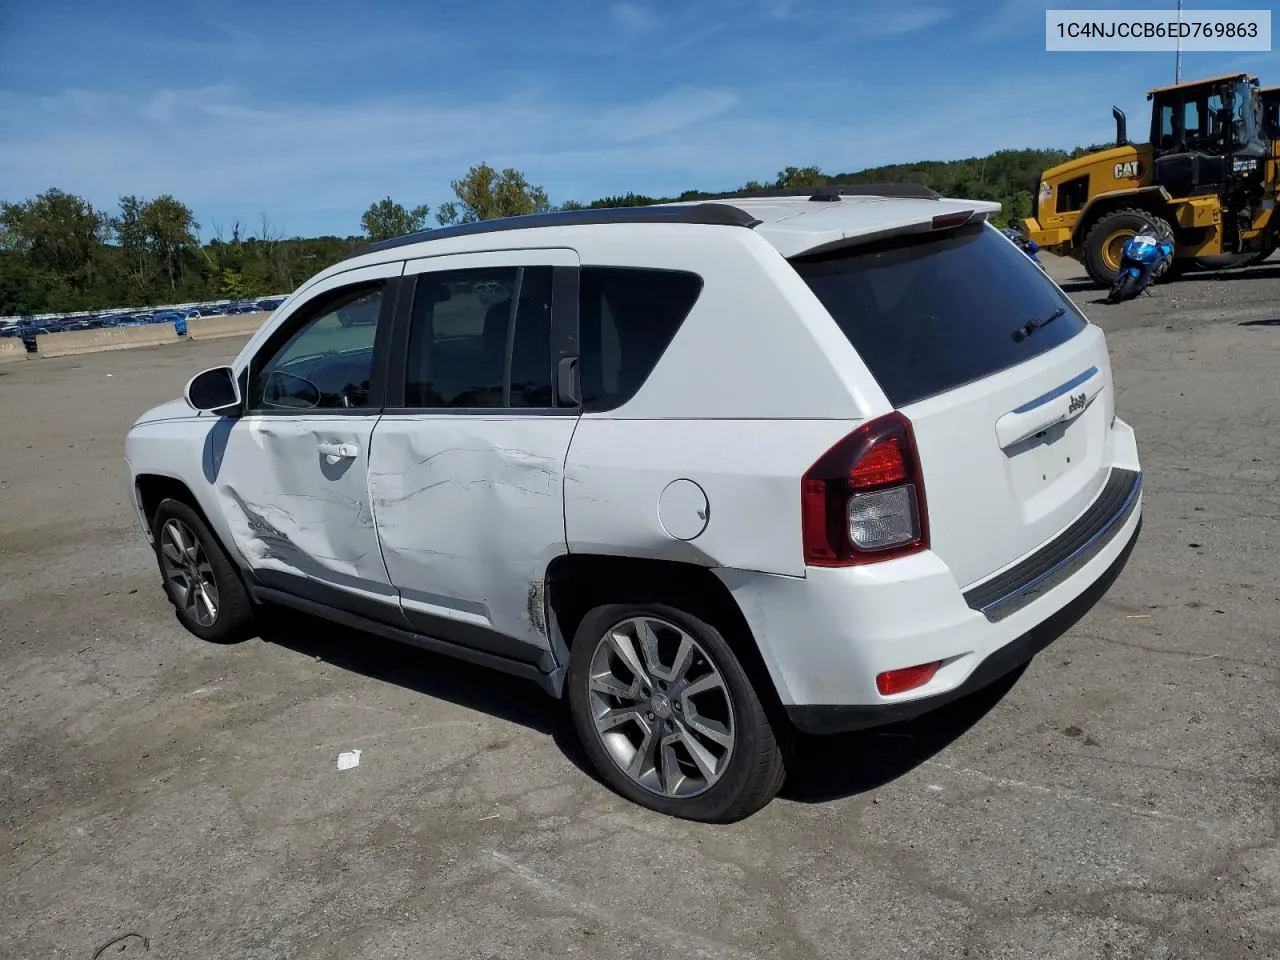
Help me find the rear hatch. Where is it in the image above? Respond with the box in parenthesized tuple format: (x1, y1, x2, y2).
(792, 220, 1116, 588)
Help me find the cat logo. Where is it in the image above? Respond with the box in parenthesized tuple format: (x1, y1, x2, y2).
(1113, 160, 1143, 180)
(1068, 392, 1087, 414)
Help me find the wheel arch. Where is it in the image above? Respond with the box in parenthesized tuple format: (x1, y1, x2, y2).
(137, 472, 257, 602)
(1073, 186, 1174, 245)
(543, 553, 787, 721)
(135, 473, 207, 537)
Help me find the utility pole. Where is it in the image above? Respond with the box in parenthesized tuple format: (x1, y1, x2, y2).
(1175, 0, 1183, 83)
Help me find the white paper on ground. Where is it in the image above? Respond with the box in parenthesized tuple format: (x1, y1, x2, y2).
(337, 749, 361, 771)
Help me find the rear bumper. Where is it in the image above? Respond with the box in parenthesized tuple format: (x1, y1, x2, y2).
(786, 513, 1141, 735)
(715, 420, 1144, 734)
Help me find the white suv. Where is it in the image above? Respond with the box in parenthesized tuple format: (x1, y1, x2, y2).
(124, 185, 1143, 822)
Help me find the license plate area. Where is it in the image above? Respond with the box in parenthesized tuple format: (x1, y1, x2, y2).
(1004, 408, 1093, 507)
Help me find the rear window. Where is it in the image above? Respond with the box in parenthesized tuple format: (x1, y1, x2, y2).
(791, 222, 1087, 407)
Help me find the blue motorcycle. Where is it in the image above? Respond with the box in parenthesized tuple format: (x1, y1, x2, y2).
(1000, 226, 1044, 269)
(1107, 229, 1175, 304)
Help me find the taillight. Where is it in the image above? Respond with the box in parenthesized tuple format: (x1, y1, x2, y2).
(801, 411, 928, 566)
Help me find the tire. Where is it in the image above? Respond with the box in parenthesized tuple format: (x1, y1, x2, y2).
(566, 602, 785, 823)
(1106, 272, 1142, 304)
(151, 497, 254, 643)
(1083, 208, 1176, 288)
(1246, 243, 1277, 267)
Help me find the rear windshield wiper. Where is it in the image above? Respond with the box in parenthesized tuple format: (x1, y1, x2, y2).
(1011, 307, 1066, 342)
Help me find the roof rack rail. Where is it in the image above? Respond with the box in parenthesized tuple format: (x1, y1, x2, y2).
(351, 202, 761, 259)
(696, 182, 942, 202)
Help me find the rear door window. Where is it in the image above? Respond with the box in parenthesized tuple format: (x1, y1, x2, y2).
(791, 223, 1087, 407)
(579, 266, 702, 412)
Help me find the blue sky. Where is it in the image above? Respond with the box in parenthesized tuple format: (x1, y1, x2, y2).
(1, 0, 1275, 239)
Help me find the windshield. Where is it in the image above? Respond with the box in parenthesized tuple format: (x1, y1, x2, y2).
(1193, 81, 1254, 147)
(1157, 80, 1258, 150)
(791, 223, 1088, 407)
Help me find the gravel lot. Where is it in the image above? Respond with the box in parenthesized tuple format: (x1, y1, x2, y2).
(2, 255, 1278, 959)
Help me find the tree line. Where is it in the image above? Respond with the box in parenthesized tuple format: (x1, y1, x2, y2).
(1, 146, 1096, 316)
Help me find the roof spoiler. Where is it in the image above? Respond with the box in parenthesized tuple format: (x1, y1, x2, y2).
(790, 202, 1002, 259)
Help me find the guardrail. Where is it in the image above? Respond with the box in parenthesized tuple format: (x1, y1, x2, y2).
(187, 312, 270, 341)
(36, 325, 180, 358)
(4, 311, 274, 361)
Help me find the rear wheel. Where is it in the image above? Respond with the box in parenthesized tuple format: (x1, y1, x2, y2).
(152, 498, 254, 643)
(1083, 208, 1176, 287)
(566, 602, 785, 822)
(1246, 242, 1277, 267)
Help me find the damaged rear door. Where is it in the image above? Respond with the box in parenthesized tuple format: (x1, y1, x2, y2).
(214, 262, 406, 624)
(367, 249, 581, 672)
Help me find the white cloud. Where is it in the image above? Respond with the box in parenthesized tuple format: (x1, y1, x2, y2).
(610, 2, 654, 31)
(858, 6, 951, 36)
(598, 87, 739, 142)
(0, 70, 1120, 237)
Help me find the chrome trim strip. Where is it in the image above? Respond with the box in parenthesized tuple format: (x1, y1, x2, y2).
(976, 469, 1143, 623)
(1011, 365, 1100, 414)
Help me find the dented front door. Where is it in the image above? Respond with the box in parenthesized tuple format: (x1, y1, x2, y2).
(214, 262, 404, 623)
(366, 249, 580, 669)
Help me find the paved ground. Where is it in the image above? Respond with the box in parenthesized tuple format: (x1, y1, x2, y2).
(2, 256, 1278, 959)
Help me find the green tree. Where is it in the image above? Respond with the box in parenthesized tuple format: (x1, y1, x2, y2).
(218, 267, 247, 299)
(774, 165, 828, 188)
(436, 164, 552, 225)
(0, 188, 107, 277)
(113, 194, 201, 299)
(360, 197, 432, 242)
(590, 192, 659, 208)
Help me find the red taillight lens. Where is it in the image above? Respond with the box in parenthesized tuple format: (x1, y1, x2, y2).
(849, 436, 908, 488)
(800, 411, 928, 567)
(876, 660, 942, 696)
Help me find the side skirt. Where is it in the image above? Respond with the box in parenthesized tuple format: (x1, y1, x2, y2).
(249, 585, 565, 698)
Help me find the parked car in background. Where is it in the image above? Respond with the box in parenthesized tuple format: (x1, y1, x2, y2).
(255, 297, 286, 311)
(151, 311, 190, 336)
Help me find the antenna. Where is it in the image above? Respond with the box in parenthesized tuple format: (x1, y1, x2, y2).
(1175, 0, 1183, 83)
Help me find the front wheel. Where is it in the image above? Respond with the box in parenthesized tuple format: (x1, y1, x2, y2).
(1083, 208, 1176, 287)
(152, 498, 255, 643)
(566, 603, 785, 822)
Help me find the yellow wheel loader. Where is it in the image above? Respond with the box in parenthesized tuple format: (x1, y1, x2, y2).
(1023, 73, 1278, 287)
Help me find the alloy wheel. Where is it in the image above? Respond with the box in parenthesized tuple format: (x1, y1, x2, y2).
(159, 518, 220, 628)
(587, 615, 736, 798)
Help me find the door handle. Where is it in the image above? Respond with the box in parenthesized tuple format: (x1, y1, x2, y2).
(995, 367, 1103, 450)
(556, 356, 580, 406)
(318, 441, 358, 459)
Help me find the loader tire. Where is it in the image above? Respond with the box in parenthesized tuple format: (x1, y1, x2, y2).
(1083, 208, 1177, 288)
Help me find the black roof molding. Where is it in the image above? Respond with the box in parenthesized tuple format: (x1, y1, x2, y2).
(350, 202, 762, 259)
(698, 182, 942, 202)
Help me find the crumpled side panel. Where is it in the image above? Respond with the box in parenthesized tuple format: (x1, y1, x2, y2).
(367, 416, 576, 648)
(214, 416, 391, 587)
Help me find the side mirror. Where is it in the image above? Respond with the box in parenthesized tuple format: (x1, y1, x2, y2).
(184, 366, 242, 414)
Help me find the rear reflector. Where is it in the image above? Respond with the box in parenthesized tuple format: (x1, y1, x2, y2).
(876, 661, 942, 696)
